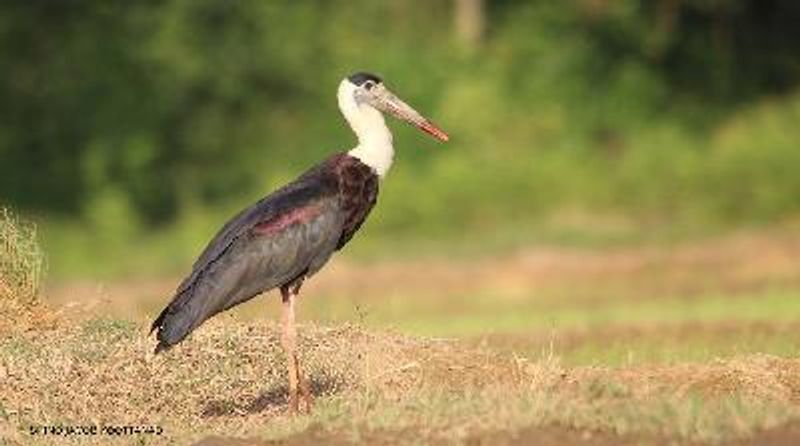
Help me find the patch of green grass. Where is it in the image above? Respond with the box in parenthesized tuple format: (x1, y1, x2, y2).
(59, 318, 140, 363)
(80, 318, 138, 340)
(309, 289, 800, 336)
(561, 327, 800, 366)
(0, 337, 42, 361)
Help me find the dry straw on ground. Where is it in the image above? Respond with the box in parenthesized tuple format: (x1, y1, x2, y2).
(2, 319, 800, 445)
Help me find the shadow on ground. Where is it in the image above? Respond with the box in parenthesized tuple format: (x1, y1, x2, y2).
(202, 374, 347, 416)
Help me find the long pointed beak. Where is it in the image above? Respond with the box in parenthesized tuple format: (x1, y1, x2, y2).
(370, 86, 449, 142)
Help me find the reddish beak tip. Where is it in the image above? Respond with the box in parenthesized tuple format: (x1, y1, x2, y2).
(420, 121, 449, 143)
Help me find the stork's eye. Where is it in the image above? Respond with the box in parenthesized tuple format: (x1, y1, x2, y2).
(364, 80, 376, 90)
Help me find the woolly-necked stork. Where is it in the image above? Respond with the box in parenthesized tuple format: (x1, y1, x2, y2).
(150, 72, 448, 412)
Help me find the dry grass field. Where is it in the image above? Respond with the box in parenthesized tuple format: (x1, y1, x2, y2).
(3, 228, 800, 445)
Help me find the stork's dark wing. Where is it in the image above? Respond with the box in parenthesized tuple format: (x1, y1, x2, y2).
(151, 157, 345, 352)
(175, 167, 334, 298)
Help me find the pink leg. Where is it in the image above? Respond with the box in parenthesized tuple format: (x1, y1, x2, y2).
(280, 285, 313, 413)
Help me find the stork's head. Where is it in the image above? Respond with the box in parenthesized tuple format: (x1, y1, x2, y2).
(337, 71, 449, 143)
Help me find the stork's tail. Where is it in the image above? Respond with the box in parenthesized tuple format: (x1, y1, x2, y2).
(150, 287, 203, 354)
(150, 307, 176, 354)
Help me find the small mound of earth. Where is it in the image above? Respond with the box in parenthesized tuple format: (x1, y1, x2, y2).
(1, 320, 519, 444)
(0, 299, 57, 336)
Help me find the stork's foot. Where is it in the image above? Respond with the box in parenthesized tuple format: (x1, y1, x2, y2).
(288, 370, 314, 413)
(287, 389, 300, 413)
(287, 359, 314, 414)
(298, 369, 314, 412)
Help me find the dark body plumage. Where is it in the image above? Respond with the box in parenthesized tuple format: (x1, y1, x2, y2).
(151, 153, 379, 353)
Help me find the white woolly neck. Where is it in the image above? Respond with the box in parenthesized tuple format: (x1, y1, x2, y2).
(337, 79, 394, 178)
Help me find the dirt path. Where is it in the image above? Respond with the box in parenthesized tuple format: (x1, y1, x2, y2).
(194, 426, 661, 446)
(195, 423, 800, 446)
(195, 422, 800, 446)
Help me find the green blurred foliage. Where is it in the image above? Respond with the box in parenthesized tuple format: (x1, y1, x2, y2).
(1, 0, 800, 277)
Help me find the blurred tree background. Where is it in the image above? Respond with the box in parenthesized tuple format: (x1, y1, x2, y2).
(1, 0, 799, 279)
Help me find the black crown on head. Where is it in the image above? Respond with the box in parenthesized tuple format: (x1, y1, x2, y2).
(347, 71, 383, 86)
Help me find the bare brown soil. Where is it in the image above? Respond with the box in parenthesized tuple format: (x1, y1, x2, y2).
(195, 422, 800, 446)
(194, 425, 658, 446)
(0, 299, 56, 336)
(730, 423, 800, 446)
